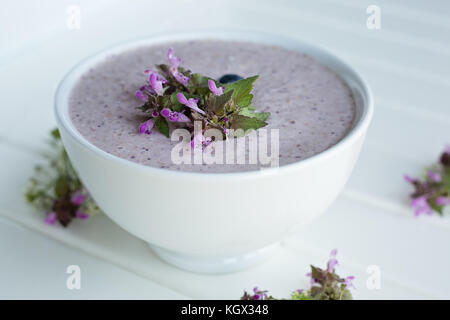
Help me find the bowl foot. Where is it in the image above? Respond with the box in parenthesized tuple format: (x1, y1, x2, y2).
(149, 242, 280, 274)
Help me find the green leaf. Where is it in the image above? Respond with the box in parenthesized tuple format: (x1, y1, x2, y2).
(190, 73, 210, 87)
(230, 114, 267, 132)
(54, 176, 69, 197)
(51, 128, 61, 140)
(238, 107, 270, 121)
(169, 93, 185, 112)
(155, 116, 170, 137)
(206, 89, 234, 116)
(224, 75, 258, 107)
(429, 196, 444, 215)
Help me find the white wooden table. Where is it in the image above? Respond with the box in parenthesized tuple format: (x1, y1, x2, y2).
(0, 0, 449, 299)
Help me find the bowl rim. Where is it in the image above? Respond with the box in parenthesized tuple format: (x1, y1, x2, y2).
(55, 29, 374, 181)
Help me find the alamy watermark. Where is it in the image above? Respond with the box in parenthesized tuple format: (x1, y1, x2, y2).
(366, 5, 381, 30)
(66, 265, 81, 290)
(66, 5, 81, 30)
(170, 121, 280, 168)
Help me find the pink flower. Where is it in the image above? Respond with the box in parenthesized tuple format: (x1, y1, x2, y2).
(161, 108, 190, 123)
(144, 69, 166, 83)
(150, 73, 164, 96)
(135, 85, 156, 102)
(344, 276, 355, 289)
(45, 212, 57, 225)
(404, 174, 415, 183)
(252, 287, 267, 300)
(190, 130, 204, 149)
(76, 210, 89, 220)
(428, 169, 442, 182)
(167, 48, 181, 69)
(327, 258, 338, 273)
(139, 119, 155, 134)
(177, 93, 205, 115)
(166, 48, 189, 86)
(71, 191, 86, 206)
(135, 90, 147, 102)
(306, 272, 316, 286)
(208, 79, 225, 96)
(172, 68, 190, 86)
(411, 195, 433, 216)
(436, 196, 450, 206)
(327, 248, 338, 272)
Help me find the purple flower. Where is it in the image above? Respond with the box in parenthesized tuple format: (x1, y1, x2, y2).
(167, 48, 181, 69)
(161, 108, 190, 123)
(71, 191, 86, 206)
(191, 130, 204, 149)
(411, 195, 433, 216)
(152, 110, 159, 118)
(166, 48, 189, 86)
(150, 73, 164, 96)
(327, 248, 338, 272)
(144, 69, 166, 83)
(172, 69, 190, 86)
(296, 289, 304, 294)
(208, 79, 225, 96)
(252, 287, 267, 300)
(330, 248, 338, 257)
(436, 196, 450, 206)
(139, 119, 155, 134)
(305, 272, 316, 286)
(404, 174, 415, 183)
(135, 89, 148, 102)
(327, 258, 338, 273)
(177, 93, 206, 115)
(45, 212, 57, 225)
(76, 210, 89, 220)
(427, 169, 442, 182)
(344, 276, 355, 289)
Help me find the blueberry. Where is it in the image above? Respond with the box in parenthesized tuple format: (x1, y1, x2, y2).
(219, 74, 243, 84)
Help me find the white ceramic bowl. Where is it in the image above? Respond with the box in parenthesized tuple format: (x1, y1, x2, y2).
(55, 31, 373, 273)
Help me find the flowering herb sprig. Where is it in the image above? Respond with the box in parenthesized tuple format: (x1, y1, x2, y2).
(405, 146, 450, 216)
(25, 129, 100, 227)
(135, 48, 270, 145)
(241, 249, 354, 300)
